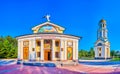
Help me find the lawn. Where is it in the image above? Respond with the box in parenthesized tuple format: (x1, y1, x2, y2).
(111, 57, 120, 61)
(79, 57, 94, 60)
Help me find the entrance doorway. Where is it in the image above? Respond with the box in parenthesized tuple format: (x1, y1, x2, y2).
(44, 49, 52, 61)
(23, 47, 29, 60)
(44, 39, 52, 61)
(67, 47, 73, 60)
(48, 52, 51, 60)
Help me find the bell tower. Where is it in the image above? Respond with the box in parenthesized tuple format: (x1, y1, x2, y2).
(94, 19, 110, 59)
(97, 19, 108, 41)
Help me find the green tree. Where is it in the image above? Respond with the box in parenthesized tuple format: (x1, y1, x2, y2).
(78, 49, 89, 58)
(0, 36, 17, 58)
(78, 47, 95, 59)
(110, 50, 115, 58)
(88, 47, 94, 57)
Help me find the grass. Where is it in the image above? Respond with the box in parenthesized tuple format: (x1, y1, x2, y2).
(79, 57, 94, 60)
(79, 57, 120, 61)
(111, 57, 120, 61)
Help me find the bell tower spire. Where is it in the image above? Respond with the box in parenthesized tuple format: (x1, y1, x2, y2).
(97, 19, 108, 41)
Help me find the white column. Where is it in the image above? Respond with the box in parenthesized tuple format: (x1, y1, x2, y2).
(41, 39, 44, 60)
(64, 40, 67, 60)
(60, 39, 64, 60)
(29, 39, 32, 60)
(108, 46, 110, 58)
(52, 39, 55, 60)
(31, 38, 36, 60)
(73, 41, 76, 60)
(21, 40, 23, 60)
(94, 47, 97, 57)
(18, 40, 21, 59)
(102, 45, 105, 58)
(39, 39, 41, 60)
(102, 31, 104, 38)
(33, 39, 36, 49)
(105, 46, 107, 59)
(76, 40, 78, 60)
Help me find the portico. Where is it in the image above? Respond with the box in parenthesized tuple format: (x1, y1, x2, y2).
(17, 34, 79, 61)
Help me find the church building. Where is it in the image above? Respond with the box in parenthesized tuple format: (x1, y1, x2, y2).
(94, 19, 110, 59)
(16, 15, 81, 61)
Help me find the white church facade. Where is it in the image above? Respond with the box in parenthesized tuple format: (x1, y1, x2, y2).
(16, 15, 81, 61)
(94, 19, 110, 59)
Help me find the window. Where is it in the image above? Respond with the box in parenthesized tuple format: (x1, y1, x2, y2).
(102, 24, 104, 27)
(23, 41, 29, 47)
(55, 41, 59, 47)
(55, 52, 60, 58)
(97, 43, 102, 46)
(37, 52, 40, 57)
(44, 40, 52, 49)
(67, 41, 73, 47)
(99, 48, 101, 51)
(37, 41, 41, 46)
(44, 40, 52, 44)
(99, 53, 101, 56)
(32, 48, 35, 51)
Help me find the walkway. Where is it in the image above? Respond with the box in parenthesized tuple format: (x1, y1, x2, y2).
(0, 64, 80, 74)
(0, 60, 120, 74)
(59, 64, 120, 73)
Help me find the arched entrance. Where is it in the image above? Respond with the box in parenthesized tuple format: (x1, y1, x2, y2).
(23, 47, 29, 60)
(67, 47, 73, 60)
(23, 41, 29, 60)
(44, 49, 52, 60)
(44, 39, 52, 61)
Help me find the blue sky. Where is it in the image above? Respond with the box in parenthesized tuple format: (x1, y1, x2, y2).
(0, 0, 120, 51)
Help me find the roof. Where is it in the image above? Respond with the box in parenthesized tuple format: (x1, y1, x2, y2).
(16, 32, 82, 40)
(99, 19, 106, 24)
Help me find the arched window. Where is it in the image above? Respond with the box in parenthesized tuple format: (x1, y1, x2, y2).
(102, 24, 104, 27)
(38, 25, 57, 33)
(97, 43, 102, 46)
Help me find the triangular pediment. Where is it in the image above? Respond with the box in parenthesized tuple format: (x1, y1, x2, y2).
(95, 39, 110, 46)
(95, 40, 104, 46)
(32, 22, 65, 33)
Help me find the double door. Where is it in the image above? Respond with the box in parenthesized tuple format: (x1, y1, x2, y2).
(44, 49, 52, 61)
(23, 47, 29, 60)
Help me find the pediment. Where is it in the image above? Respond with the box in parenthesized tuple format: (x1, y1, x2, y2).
(32, 22, 65, 33)
(95, 40, 104, 46)
(95, 39, 110, 46)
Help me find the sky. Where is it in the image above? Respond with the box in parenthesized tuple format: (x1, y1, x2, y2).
(0, 0, 120, 51)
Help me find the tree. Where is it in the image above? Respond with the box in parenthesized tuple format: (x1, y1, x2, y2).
(78, 47, 95, 59)
(110, 50, 115, 58)
(78, 49, 89, 58)
(0, 36, 17, 58)
(88, 47, 94, 57)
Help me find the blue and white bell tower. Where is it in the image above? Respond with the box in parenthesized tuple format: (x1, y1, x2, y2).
(97, 19, 108, 41)
(94, 19, 110, 59)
